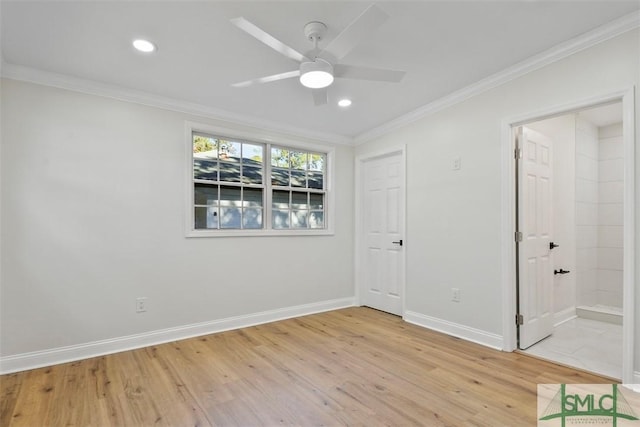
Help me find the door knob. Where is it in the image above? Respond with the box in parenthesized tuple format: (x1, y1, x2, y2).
(550, 242, 559, 250)
(554, 269, 570, 275)
(392, 239, 403, 246)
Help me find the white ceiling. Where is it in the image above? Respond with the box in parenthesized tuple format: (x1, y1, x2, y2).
(579, 102, 624, 127)
(1, 1, 638, 141)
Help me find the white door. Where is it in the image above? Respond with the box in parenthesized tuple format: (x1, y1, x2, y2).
(518, 126, 554, 349)
(360, 152, 405, 315)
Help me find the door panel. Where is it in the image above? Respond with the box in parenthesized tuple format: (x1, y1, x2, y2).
(518, 126, 554, 349)
(366, 248, 381, 292)
(387, 250, 400, 296)
(361, 152, 405, 315)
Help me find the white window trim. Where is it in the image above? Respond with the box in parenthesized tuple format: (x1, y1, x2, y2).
(185, 121, 335, 237)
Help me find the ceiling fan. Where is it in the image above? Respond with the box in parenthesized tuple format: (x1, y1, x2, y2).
(230, 4, 406, 106)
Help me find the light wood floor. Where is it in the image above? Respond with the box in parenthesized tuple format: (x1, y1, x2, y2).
(1, 307, 612, 426)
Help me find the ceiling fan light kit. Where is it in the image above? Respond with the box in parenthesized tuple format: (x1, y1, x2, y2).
(299, 59, 334, 89)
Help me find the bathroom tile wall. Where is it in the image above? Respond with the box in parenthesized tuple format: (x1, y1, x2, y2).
(575, 116, 599, 307)
(596, 123, 624, 308)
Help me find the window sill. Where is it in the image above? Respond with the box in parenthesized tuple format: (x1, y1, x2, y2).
(186, 229, 335, 238)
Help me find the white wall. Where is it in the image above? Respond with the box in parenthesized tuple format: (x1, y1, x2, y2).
(527, 115, 577, 321)
(354, 29, 638, 360)
(0, 79, 355, 365)
(597, 122, 624, 308)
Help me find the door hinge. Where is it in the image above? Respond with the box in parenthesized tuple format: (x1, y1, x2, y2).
(516, 314, 524, 325)
(514, 147, 522, 159)
(515, 231, 523, 242)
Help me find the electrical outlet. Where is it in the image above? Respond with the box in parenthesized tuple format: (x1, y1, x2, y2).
(452, 157, 462, 170)
(135, 297, 148, 313)
(451, 288, 461, 302)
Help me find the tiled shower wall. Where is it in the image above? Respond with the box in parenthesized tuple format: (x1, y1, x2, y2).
(596, 123, 624, 308)
(575, 116, 599, 307)
(575, 117, 624, 309)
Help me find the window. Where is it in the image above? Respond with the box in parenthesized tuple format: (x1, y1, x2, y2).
(188, 126, 332, 236)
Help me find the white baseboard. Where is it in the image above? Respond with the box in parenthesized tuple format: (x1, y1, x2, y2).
(628, 372, 640, 387)
(0, 297, 356, 374)
(403, 310, 503, 350)
(554, 307, 577, 326)
(576, 305, 623, 325)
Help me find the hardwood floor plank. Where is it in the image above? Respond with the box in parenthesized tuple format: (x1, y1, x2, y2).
(0, 307, 617, 426)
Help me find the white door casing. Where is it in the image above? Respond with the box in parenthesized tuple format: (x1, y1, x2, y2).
(518, 126, 554, 349)
(358, 151, 405, 316)
(501, 89, 634, 383)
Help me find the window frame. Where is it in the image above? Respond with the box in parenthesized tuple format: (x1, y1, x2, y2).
(185, 121, 335, 237)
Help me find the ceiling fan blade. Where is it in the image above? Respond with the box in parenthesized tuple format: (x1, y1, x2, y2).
(334, 64, 405, 82)
(232, 70, 300, 88)
(322, 4, 388, 61)
(312, 88, 328, 106)
(231, 17, 309, 63)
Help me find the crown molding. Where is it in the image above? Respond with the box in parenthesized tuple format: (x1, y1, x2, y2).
(354, 10, 640, 145)
(0, 62, 354, 147)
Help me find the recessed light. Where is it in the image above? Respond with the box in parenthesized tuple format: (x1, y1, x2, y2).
(132, 39, 156, 53)
(338, 99, 352, 107)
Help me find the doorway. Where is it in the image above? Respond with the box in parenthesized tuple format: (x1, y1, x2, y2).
(501, 89, 635, 383)
(355, 148, 406, 316)
(516, 103, 625, 379)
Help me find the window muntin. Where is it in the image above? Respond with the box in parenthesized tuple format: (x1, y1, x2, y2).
(191, 132, 328, 234)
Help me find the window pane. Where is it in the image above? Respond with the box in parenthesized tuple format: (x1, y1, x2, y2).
(292, 211, 308, 228)
(193, 135, 218, 159)
(271, 168, 289, 186)
(194, 184, 218, 206)
(290, 170, 306, 187)
(309, 154, 324, 171)
(219, 140, 241, 161)
(243, 208, 263, 229)
(290, 152, 308, 170)
(272, 210, 290, 229)
(243, 188, 263, 207)
(307, 171, 324, 189)
(309, 193, 323, 210)
(242, 165, 262, 184)
(193, 159, 218, 181)
(271, 148, 289, 168)
(219, 162, 241, 182)
(195, 206, 219, 229)
(309, 211, 324, 229)
(291, 192, 308, 209)
(272, 190, 289, 209)
(220, 186, 241, 207)
(220, 207, 241, 228)
(243, 144, 263, 165)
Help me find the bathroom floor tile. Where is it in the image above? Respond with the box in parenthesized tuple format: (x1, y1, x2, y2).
(522, 317, 622, 379)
